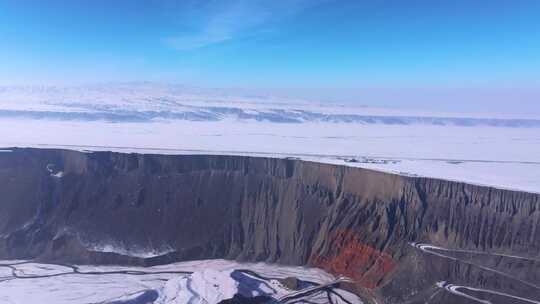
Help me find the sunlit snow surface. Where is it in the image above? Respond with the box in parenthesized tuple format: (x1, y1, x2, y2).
(1, 83, 539, 193)
(0, 259, 361, 304)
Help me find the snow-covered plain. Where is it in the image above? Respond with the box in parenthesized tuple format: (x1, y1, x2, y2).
(1, 83, 539, 193)
(0, 259, 360, 304)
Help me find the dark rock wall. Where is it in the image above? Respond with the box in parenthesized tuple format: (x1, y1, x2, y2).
(0, 148, 539, 303)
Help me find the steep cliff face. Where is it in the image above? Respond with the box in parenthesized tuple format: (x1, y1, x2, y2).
(0, 148, 539, 303)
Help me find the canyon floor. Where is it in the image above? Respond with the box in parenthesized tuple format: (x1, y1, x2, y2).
(0, 259, 360, 304)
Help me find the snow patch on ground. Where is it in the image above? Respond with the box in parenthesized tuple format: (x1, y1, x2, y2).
(87, 242, 175, 258)
(0, 259, 360, 304)
(157, 269, 238, 304)
(51, 171, 64, 178)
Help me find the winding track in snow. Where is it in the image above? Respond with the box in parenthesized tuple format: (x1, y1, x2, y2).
(411, 242, 540, 303)
(437, 281, 540, 304)
(277, 277, 354, 303)
(0, 261, 192, 280)
(411, 243, 540, 290)
(412, 243, 540, 263)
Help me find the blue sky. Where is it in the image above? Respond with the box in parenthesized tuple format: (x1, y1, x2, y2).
(0, 0, 539, 112)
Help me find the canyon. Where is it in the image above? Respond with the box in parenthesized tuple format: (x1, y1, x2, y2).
(0, 148, 539, 303)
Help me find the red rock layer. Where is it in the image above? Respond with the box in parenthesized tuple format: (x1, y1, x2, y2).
(310, 230, 396, 289)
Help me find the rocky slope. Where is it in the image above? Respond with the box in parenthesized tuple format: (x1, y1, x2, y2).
(0, 148, 539, 303)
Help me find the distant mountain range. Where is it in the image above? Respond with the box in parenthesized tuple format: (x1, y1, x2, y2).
(1, 83, 539, 127)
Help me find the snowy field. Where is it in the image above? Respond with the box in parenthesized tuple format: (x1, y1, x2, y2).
(0, 259, 360, 304)
(1, 83, 539, 193)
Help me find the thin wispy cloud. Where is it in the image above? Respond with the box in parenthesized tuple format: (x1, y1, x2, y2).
(164, 0, 326, 51)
